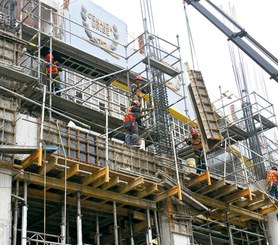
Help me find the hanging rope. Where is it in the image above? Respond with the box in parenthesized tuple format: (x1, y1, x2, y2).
(183, 3, 199, 70)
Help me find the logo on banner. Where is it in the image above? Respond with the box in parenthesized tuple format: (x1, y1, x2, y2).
(80, 5, 119, 58)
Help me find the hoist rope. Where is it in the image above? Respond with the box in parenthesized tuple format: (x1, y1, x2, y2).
(183, 3, 199, 70)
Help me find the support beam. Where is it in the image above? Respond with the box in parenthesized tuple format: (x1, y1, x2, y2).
(210, 184, 237, 198)
(92, 175, 109, 188)
(193, 192, 265, 221)
(138, 184, 158, 198)
(28, 188, 147, 220)
(39, 157, 57, 175)
(155, 186, 179, 202)
(221, 187, 251, 203)
(102, 176, 120, 190)
(119, 176, 144, 194)
(82, 166, 109, 186)
(17, 172, 156, 209)
(61, 164, 79, 180)
(198, 180, 226, 195)
(186, 171, 210, 188)
(21, 150, 41, 169)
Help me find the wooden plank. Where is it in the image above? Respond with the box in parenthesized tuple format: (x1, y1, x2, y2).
(261, 205, 278, 215)
(186, 171, 210, 188)
(198, 180, 226, 195)
(210, 184, 238, 198)
(236, 192, 265, 208)
(27, 188, 146, 220)
(92, 175, 109, 188)
(137, 184, 158, 198)
(102, 176, 120, 190)
(17, 172, 156, 209)
(193, 192, 265, 221)
(82, 166, 109, 185)
(60, 164, 79, 180)
(248, 199, 273, 211)
(21, 149, 40, 169)
(39, 158, 57, 175)
(155, 186, 179, 202)
(119, 176, 144, 194)
(221, 187, 251, 203)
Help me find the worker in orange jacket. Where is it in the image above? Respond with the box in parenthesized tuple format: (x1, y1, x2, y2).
(45, 53, 62, 96)
(184, 128, 206, 174)
(266, 165, 278, 199)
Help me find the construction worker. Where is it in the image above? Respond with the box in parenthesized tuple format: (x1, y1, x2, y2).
(123, 106, 139, 146)
(266, 165, 278, 199)
(184, 128, 206, 174)
(44, 53, 62, 96)
(131, 75, 144, 100)
(128, 100, 154, 130)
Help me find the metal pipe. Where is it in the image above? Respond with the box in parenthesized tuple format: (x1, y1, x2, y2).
(96, 212, 100, 245)
(129, 215, 134, 245)
(105, 87, 109, 167)
(146, 208, 153, 245)
(12, 180, 19, 245)
(21, 180, 27, 245)
(113, 201, 119, 245)
(154, 210, 161, 245)
(38, 85, 46, 167)
(76, 192, 83, 245)
(60, 205, 66, 244)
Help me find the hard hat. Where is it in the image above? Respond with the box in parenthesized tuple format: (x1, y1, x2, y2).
(45, 53, 54, 62)
(271, 165, 277, 171)
(190, 128, 198, 136)
(135, 75, 142, 80)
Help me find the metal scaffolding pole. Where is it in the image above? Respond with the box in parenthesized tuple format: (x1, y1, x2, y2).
(21, 180, 27, 245)
(129, 215, 135, 245)
(96, 212, 100, 245)
(147, 208, 153, 245)
(60, 205, 66, 244)
(154, 210, 161, 245)
(76, 192, 83, 245)
(113, 201, 119, 245)
(12, 180, 19, 245)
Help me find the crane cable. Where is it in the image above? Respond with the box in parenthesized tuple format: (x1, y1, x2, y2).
(183, 2, 199, 70)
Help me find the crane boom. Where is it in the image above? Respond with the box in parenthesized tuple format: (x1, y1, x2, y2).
(184, 0, 278, 83)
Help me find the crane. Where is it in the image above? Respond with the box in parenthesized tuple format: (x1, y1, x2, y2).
(183, 0, 278, 83)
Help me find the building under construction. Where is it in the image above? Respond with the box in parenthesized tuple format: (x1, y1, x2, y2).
(0, 0, 278, 244)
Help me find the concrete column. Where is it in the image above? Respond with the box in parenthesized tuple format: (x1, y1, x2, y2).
(159, 199, 191, 245)
(0, 168, 12, 245)
(267, 210, 278, 245)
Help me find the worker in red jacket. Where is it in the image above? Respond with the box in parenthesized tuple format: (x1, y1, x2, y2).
(266, 165, 278, 199)
(184, 128, 206, 174)
(131, 75, 144, 100)
(45, 53, 62, 96)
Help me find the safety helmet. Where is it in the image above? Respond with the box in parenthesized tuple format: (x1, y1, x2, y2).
(135, 75, 142, 81)
(45, 53, 54, 62)
(190, 128, 198, 136)
(271, 165, 277, 171)
(132, 100, 140, 107)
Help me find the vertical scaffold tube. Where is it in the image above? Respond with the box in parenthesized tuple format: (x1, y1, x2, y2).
(113, 201, 119, 245)
(21, 180, 27, 245)
(76, 192, 83, 245)
(147, 208, 153, 245)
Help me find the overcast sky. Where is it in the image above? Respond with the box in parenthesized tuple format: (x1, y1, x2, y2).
(84, 0, 278, 114)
